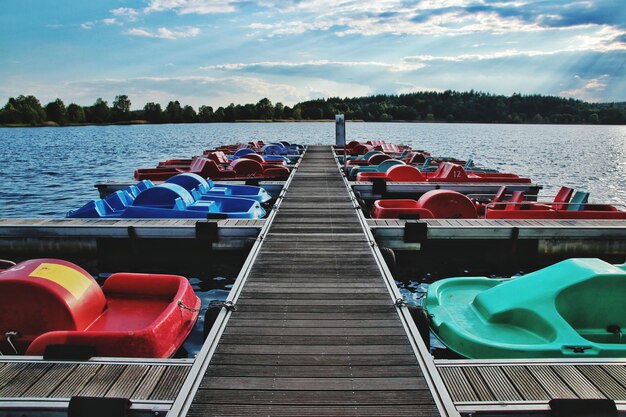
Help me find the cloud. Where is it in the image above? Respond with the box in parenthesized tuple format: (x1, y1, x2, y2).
(102, 18, 117, 26)
(144, 0, 240, 15)
(80, 22, 94, 30)
(111, 7, 140, 22)
(202, 59, 425, 73)
(250, 0, 625, 41)
(126, 27, 200, 39)
(50, 76, 307, 107)
(560, 74, 609, 101)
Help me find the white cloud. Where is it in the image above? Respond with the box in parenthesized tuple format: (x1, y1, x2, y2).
(126, 27, 200, 40)
(45, 76, 306, 107)
(202, 59, 425, 72)
(103, 18, 117, 25)
(144, 0, 239, 15)
(560, 75, 609, 102)
(111, 7, 140, 22)
(80, 22, 94, 30)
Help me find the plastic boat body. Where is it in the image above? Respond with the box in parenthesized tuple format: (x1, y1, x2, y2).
(426, 258, 626, 359)
(357, 163, 531, 183)
(135, 157, 290, 181)
(0, 259, 199, 358)
(68, 182, 266, 219)
(166, 173, 272, 203)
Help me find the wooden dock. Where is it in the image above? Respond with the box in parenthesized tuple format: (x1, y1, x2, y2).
(168, 146, 454, 416)
(0, 357, 191, 415)
(2, 144, 625, 416)
(368, 218, 626, 255)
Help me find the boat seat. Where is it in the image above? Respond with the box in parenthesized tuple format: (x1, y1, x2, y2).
(233, 148, 256, 158)
(200, 160, 237, 179)
(104, 191, 134, 211)
(568, 191, 589, 211)
(505, 191, 525, 210)
(376, 159, 404, 172)
(416, 190, 478, 219)
(368, 154, 392, 165)
(493, 186, 507, 203)
(422, 157, 432, 169)
(206, 151, 230, 165)
(464, 158, 474, 169)
(431, 163, 469, 180)
(552, 186, 574, 210)
(386, 165, 426, 182)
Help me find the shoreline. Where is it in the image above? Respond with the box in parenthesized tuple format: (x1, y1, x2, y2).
(2, 119, 623, 128)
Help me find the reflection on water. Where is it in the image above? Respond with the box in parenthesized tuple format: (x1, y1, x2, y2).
(1, 122, 625, 217)
(183, 278, 232, 357)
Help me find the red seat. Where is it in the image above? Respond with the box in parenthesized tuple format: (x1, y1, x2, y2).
(0, 259, 199, 358)
(386, 165, 426, 182)
(415, 190, 478, 219)
(552, 186, 574, 210)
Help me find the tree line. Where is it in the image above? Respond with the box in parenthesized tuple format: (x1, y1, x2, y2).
(1, 91, 625, 126)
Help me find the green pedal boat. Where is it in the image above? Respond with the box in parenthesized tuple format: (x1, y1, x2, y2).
(426, 258, 626, 359)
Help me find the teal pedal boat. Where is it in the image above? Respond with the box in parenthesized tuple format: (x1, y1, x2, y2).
(426, 258, 626, 359)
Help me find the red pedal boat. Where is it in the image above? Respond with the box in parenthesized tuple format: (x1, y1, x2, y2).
(0, 259, 199, 358)
(135, 156, 289, 181)
(357, 162, 531, 184)
(372, 186, 626, 220)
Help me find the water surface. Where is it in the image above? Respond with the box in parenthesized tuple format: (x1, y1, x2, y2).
(1, 122, 625, 216)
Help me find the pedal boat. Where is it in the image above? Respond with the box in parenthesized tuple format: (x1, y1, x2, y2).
(0, 259, 199, 358)
(426, 258, 626, 359)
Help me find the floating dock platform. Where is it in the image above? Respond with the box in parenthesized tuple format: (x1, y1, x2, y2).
(1, 145, 625, 416)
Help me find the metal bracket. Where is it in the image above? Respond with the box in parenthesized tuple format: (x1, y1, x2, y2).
(394, 297, 407, 308)
(209, 300, 238, 312)
(69, 396, 131, 417)
(549, 399, 617, 417)
(195, 221, 218, 241)
(404, 221, 427, 243)
(43, 344, 97, 360)
(372, 178, 387, 195)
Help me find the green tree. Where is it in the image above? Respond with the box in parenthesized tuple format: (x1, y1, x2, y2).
(143, 102, 163, 123)
(165, 100, 183, 123)
(291, 104, 302, 119)
(256, 98, 274, 120)
(66, 103, 85, 123)
(182, 105, 197, 123)
(0, 95, 47, 124)
(274, 102, 284, 119)
(224, 103, 236, 122)
(112, 95, 131, 121)
(45, 98, 66, 124)
(198, 105, 213, 122)
(88, 98, 110, 123)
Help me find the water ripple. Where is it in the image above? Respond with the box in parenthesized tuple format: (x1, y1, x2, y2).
(1, 122, 625, 217)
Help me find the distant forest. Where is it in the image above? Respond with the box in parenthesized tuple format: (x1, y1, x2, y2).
(1, 91, 625, 126)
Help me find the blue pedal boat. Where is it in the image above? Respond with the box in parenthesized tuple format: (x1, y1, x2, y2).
(165, 173, 272, 203)
(68, 183, 266, 219)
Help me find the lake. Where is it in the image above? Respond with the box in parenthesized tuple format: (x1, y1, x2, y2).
(1, 121, 625, 356)
(1, 122, 625, 216)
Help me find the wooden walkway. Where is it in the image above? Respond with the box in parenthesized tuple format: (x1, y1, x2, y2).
(437, 360, 626, 414)
(0, 358, 191, 412)
(170, 146, 449, 416)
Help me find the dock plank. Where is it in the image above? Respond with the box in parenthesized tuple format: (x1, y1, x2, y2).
(174, 146, 442, 417)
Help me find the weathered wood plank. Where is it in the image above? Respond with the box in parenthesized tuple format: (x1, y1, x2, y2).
(208, 354, 417, 366)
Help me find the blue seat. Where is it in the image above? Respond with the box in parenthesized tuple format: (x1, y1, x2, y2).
(568, 191, 589, 211)
(166, 173, 271, 203)
(68, 181, 266, 219)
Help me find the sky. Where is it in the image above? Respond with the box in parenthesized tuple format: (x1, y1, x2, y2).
(1, 0, 625, 109)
